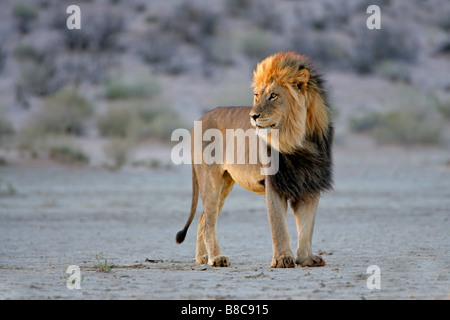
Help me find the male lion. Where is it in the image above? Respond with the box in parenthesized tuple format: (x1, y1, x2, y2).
(176, 51, 333, 268)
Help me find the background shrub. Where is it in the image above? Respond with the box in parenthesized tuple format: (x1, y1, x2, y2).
(61, 11, 124, 52)
(103, 78, 161, 100)
(0, 38, 6, 73)
(16, 44, 64, 96)
(48, 146, 89, 165)
(349, 89, 445, 145)
(0, 111, 14, 138)
(372, 110, 442, 145)
(351, 19, 419, 74)
(240, 29, 277, 62)
(103, 137, 134, 170)
(97, 99, 185, 141)
(160, 2, 219, 45)
(30, 88, 93, 136)
(13, 3, 39, 34)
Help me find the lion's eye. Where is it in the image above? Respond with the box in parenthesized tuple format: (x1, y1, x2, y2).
(268, 93, 278, 101)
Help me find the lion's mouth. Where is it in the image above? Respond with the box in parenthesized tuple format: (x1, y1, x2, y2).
(251, 118, 278, 129)
(256, 123, 276, 129)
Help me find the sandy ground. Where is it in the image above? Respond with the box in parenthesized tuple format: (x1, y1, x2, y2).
(0, 135, 449, 300)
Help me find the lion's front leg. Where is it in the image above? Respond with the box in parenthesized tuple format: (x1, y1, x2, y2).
(291, 194, 325, 267)
(265, 181, 295, 268)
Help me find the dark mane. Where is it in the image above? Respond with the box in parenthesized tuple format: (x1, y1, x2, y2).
(267, 123, 334, 208)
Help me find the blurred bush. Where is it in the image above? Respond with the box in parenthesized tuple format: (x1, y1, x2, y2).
(351, 19, 419, 74)
(140, 1, 234, 75)
(103, 77, 161, 100)
(29, 88, 93, 136)
(13, 3, 39, 34)
(240, 29, 277, 62)
(291, 32, 351, 70)
(351, 110, 443, 145)
(375, 60, 411, 83)
(350, 89, 445, 145)
(48, 146, 89, 165)
(436, 97, 450, 120)
(0, 38, 6, 73)
(97, 103, 138, 138)
(160, 2, 219, 45)
(97, 99, 185, 141)
(59, 11, 124, 52)
(138, 33, 187, 75)
(103, 137, 134, 170)
(17, 130, 89, 165)
(225, 0, 283, 32)
(0, 111, 14, 139)
(15, 43, 64, 96)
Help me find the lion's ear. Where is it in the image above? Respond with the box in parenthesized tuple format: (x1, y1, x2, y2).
(295, 67, 310, 93)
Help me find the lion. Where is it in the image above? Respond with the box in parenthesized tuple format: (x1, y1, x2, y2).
(176, 51, 334, 268)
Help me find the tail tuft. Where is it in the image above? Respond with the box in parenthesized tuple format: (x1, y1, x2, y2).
(176, 228, 187, 244)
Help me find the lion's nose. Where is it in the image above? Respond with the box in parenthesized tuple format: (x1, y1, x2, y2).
(250, 113, 260, 121)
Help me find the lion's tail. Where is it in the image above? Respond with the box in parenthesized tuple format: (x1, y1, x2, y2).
(175, 166, 199, 244)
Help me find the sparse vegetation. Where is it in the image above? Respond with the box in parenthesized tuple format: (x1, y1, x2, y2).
(160, 2, 219, 45)
(350, 112, 385, 133)
(93, 252, 112, 273)
(350, 90, 445, 145)
(15, 44, 63, 96)
(61, 12, 124, 52)
(376, 60, 411, 83)
(240, 29, 276, 62)
(97, 98, 185, 141)
(0, 38, 6, 73)
(436, 98, 450, 120)
(0, 178, 17, 196)
(351, 109, 443, 145)
(13, 3, 39, 34)
(373, 110, 442, 145)
(97, 103, 139, 138)
(103, 78, 161, 100)
(103, 137, 134, 170)
(48, 146, 89, 165)
(0, 112, 14, 138)
(30, 88, 93, 136)
(351, 19, 419, 74)
(13, 43, 41, 61)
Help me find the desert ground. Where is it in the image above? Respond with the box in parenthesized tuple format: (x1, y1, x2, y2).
(1, 134, 449, 300)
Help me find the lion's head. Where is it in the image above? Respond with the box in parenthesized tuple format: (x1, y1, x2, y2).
(250, 51, 331, 154)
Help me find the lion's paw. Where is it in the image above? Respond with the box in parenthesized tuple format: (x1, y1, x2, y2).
(270, 255, 296, 268)
(296, 255, 326, 267)
(209, 255, 230, 267)
(196, 254, 208, 265)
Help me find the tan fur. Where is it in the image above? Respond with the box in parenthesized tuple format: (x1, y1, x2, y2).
(176, 52, 331, 268)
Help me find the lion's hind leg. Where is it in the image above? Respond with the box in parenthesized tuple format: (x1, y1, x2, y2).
(195, 170, 234, 267)
(195, 211, 208, 265)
